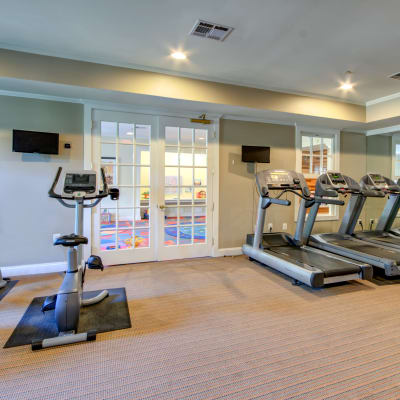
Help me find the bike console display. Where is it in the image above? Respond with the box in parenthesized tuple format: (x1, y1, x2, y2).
(63, 173, 97, 196)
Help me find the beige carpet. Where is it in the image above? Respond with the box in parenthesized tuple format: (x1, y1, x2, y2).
(1, 256, 400, 400)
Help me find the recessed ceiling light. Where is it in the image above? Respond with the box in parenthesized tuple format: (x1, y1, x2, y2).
(171, 51, 187, 60)
(340, 82, 353, 90)
(339, 70, 354, 91)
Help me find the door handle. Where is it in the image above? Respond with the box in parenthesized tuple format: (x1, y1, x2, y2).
(159, 204, 165, 210)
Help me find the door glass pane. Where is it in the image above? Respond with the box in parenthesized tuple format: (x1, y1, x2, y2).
(166, 127, 179, 145)
(101, 209, 117, 229)
(136, 187, 150, 207)
(101, 143, 116, 164)
(180, 187, 193, 203)
(165, 147, 178, 165)
(165, 227, 177, 246)
(103, 165, 116, 186)
(135, 208, 150, 228)
(135, 146, 150, 165)
(180, 168, 193, 186)
(165, 187, 178, 205)
(194, 225, 206, 244)
(118, 209, 134, 229)
(194, 129, 207, 146)
(136, 167, 150, 186)
(119, 144, 133, 164)
(165, 167, 178, 186)
(180, 207, 192, 225)
(165, 207, 178, 225)
(179, 226, 193, 244)
(101, 230, 116, 251)
(101, 121, 117, 138)
(194, 188, 206, 205)
(180, 128, 193, 146)
(119, 123, 134, 143)
(180, 148, 193, 166)
(119, 187, 134, 208)
(119, 166, 134, 185)
(194, 207, 206, 224)
(136, 125, 151, 144)
(194, 168, 207, 186)
(135, 229, 149, 248)
(118, 229, 133, 250)
(194, 149, 207, 166)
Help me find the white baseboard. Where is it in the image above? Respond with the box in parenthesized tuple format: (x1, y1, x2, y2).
(1, 261, 67, 278)
(213, 247, 243, 257)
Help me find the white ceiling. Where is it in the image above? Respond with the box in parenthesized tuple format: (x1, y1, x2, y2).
(1, 0, 400, 104)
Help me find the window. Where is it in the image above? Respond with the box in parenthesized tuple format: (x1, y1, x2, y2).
(296, 126, 340, 220)
(392, 134, 400, 181)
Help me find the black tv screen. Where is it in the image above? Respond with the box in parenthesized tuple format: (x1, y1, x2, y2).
(242, 146, 270, 163)
(13, 130, 59, 155)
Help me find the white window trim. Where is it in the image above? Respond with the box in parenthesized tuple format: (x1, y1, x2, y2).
(295, 124, 340, 222)
(391, 133, 400, 181)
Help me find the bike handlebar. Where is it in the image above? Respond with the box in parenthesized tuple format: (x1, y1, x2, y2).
(48, 167, 117, 201)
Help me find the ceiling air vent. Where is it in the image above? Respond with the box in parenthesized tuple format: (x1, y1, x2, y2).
(189, 19, 233, 41)
(390, 72, 400, 80)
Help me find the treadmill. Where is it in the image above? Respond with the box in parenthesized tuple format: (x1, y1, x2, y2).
(372, 176, 400, 238)
(242, 169, 372, 288)
(304, 171, 400, 277)
(353, 174, 400, 249)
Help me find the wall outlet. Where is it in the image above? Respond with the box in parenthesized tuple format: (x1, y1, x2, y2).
(267, 223, 273, 232)
(282, 223, 288, 231)
(358, 219, 364, 230)
(370, 218, 375, 224)
(53, 233, 61, 243)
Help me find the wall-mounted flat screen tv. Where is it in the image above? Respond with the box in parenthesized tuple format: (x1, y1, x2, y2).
(242, 146, 270, 163)
(12, 130, 59, 155)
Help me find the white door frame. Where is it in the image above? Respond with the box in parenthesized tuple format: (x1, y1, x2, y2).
(83, 103, 220, 262)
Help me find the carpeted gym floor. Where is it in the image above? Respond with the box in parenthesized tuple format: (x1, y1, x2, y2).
(1, 255, 400, 399)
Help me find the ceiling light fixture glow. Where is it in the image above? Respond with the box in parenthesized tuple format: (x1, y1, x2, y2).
(171, 51, 186, 60)
(340, 82, 353, 90)
(339, 70, 354, 91)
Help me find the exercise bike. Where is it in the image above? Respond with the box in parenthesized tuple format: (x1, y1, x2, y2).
(32, 167, 119, 350)
(0, 271, 7, 289)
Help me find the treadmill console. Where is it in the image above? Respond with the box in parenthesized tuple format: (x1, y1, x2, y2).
(256, 169, 308, 196)
(62, 171, 98, 198)
(326, 172, 348, 189)
(367, 173, 388, 190)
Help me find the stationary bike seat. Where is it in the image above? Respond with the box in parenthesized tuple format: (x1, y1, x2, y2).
(54, 234, 88, 247)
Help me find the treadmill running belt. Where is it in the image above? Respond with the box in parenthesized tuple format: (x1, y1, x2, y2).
(271, 246, 360, 277)
(328, 238, 400, 263)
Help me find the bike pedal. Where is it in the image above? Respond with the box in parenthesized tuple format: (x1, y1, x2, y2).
(41, 294, 57, 312)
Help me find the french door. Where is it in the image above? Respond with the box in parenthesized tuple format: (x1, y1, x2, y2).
(157, 117, 213, 260)
(92, 110, 157, 265)
(91, 111, 214, 265)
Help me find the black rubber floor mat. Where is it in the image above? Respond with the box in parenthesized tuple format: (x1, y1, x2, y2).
(0, 280, 18, 302)
(4, 287, 131, 348)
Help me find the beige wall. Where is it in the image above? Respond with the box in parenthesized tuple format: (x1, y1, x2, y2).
(0, 49, 365, 122)
(218, 120, 375, 248)
(219, 119, 295, 248)
(0, 95, 84, 266)
(365, 135, 393, 228)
